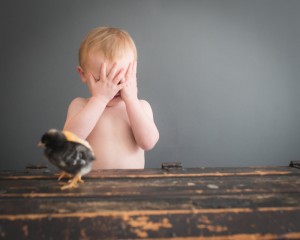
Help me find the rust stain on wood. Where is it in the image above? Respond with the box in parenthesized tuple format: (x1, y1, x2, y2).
(257, 207, 300, 212)
(21, 224, 29, 237)
(146, 232, 300, 240)
(122, 215, 172, 238)
(0, 170, 294, 180)
(1, 207, 299, 221)
(198, 216, 211, 224)
(0, 191, 142, 198)
(225, 189, 260, 193)
(0, 176, 51, 180)
(79, 228, 89, 240)
(197, 224, 228, 232)
(197, 216, 228, 233)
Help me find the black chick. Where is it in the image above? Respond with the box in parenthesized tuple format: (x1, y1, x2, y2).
(39, 129, 95, 189)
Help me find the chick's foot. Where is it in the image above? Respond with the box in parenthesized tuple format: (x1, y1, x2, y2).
(60, 175, 83, 190)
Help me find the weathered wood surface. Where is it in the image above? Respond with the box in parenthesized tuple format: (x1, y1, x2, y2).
(0, 166, 299, 239)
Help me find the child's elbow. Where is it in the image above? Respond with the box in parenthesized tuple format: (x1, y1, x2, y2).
(139, 131, 159, 151)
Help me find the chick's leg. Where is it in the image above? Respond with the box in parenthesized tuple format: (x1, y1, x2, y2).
(56, 171, 73, 181)
(78, 175, 84, 183)
(61, 174, 82, 190)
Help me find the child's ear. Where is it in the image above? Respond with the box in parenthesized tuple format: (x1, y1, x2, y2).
(77, 66, 87, 83)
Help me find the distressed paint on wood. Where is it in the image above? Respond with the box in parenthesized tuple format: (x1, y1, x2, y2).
(0, 166, 299, 239)
(0, 208, 300, 239)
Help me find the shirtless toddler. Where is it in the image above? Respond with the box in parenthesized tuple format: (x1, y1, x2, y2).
(63, 27, 159, 169)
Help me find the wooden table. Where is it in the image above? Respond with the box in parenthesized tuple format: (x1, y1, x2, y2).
(0, 164, 299, 239)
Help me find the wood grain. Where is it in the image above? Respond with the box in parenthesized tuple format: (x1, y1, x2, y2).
(0, 167, 299, 239)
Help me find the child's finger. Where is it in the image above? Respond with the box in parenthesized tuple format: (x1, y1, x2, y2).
(88, 73, 95, 87)
(113, 68, 125, 85)
(100, 63, 106, 81)
(117, 82, 127, 91)
(125, 62, 132, 80)
(108, 63, 118, 80)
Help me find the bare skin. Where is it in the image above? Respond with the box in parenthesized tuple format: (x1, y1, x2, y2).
(63, 50, 159, 169)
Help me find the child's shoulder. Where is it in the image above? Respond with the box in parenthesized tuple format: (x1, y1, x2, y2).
(139, 99, 150, 107)
(69, 97, 88, 107)
(67, 97, 88, 114)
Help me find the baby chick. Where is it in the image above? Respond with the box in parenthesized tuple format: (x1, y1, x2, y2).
(38, 129, 95, 190)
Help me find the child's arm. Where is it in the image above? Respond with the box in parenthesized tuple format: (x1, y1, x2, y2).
(125, 99, 159, 150)
(121, 62, 159, 150)
(64, 63, 126, 139)
(63, 96, 107, 139)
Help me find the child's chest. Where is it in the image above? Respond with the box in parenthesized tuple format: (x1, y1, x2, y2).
(92, 104, 133, 141)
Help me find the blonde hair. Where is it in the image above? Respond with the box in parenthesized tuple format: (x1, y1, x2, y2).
(79, 27, 137, 69)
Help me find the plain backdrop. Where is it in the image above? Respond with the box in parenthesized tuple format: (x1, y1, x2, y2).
(1, 0, 300, 170)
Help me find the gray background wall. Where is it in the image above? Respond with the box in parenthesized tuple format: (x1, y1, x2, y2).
(1, 0, 300, 170)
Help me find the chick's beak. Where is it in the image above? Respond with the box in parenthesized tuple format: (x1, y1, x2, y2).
(37, 141, 45, 148)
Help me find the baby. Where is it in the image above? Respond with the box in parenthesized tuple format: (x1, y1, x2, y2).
(63, 27, 159, 169)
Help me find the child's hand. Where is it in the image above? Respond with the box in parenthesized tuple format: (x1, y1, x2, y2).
(88, 63, 126, 103)
(121, 61, 138, 103)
